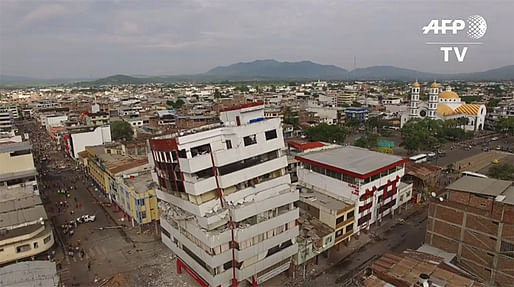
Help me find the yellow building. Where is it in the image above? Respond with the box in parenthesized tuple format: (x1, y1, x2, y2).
(84, 145, 159, 226)
(109, 173, 159, 226)
(85, 146, 111, 197)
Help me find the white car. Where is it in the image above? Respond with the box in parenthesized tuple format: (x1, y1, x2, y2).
(427, 152, 436, 157)
(76, 215, 96, 224)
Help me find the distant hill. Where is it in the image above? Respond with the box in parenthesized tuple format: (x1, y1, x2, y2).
(3, 60, 513, 86)
(204, 59, 348, 80)
(86, 74, 150, 85)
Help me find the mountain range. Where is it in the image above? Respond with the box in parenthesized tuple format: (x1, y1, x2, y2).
(1, 59, 513, 86)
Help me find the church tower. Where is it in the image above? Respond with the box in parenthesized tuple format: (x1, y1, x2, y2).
(428, 81, 439, 119)
(410, 81, 420, 118)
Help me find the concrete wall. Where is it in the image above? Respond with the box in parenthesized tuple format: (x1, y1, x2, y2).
(71, 126, 111, 158)
(0, 225, 54, 265)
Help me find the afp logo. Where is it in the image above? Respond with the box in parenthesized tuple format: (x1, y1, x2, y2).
(423, 15, 487, 62)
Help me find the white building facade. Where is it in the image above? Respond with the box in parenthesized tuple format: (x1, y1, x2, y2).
(150, 102, 298, 287)
(64, 126, 112, 158)
(295, 146, 411, 233)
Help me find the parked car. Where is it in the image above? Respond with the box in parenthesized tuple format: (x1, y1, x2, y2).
(491, 137, 499, 141)
(76, 215, 96, 224)
(427, 152, 436, 158)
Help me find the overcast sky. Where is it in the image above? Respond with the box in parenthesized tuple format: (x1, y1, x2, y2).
(1, 0, 513, 79)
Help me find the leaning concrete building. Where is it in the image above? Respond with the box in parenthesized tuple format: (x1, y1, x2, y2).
(149, 102, 298, 287)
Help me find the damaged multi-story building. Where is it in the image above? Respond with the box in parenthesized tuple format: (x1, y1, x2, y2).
(149, 102, 299, 287)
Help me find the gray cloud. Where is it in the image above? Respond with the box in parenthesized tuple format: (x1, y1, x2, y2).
(1, 0, 513, 78)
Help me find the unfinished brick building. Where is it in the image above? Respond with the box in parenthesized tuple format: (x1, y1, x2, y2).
(425, 176, 514, 286)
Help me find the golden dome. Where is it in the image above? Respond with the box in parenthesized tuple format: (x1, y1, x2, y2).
(438, 91, 460, 99)
(437, 104, 455, 116)
(455, 104, 481, 115)
(431, 82, 439, 88)
(412, 81, 420, 88)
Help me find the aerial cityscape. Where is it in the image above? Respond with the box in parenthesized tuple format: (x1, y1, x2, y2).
(1, 1, 513, 287)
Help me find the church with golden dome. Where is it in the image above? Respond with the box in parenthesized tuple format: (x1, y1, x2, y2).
(400, 81, 487, 131)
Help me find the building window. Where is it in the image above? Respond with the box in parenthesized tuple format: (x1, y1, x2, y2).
(141, 211, 147, 219)
(16, 244, 31, 253)
(265, 129, 277, 140)
(335, 229, 343, 237)
(345, 223, 354, 233)
(178, 149, 187, 158)
(358, 213, 372, 225)
(501, 241, 514, 258)
(33, 242, 39, 249)
(336, 215, 346, 225)
(347, 210, 354, 219)
(160, 226, 171, 238)
(243, 134, 257, 146)
(43, 235, 52, 244)
(226, 140, 232, 149)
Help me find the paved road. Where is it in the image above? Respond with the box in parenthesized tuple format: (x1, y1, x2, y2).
(22, 120, 170, 286)
(303, 208, 427, 286)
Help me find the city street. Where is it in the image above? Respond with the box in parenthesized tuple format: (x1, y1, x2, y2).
(20, 120, 195, 287)
(303, 207, 428, 286)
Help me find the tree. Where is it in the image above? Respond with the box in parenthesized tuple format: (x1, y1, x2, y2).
(283, 107, 299, 127)
(488, 163, 514, 180)
(495, 117, 514, 135)
(304, 123, 347, 144)
(110, 121, 134, 141)
(355, 133, 378, 149)
(345, 117, 361, 132)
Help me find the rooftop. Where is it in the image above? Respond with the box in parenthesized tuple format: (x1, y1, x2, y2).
(0, 141, 31, 154)
(124, 173, 155, 193)
(447, 176, 512, 197)
(0, 261, 59, 287)
(299, 187, 352, 212)
(367, 250, 487, 287)
(297, 210, 333, 244)
(0, 205, 47, 229)
(287, 140, 325, 151)
(296, 146, 405, 178)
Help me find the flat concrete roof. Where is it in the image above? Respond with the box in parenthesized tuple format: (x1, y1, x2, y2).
(0, 141, 31, 153)
(296, 146, 405, 177)
(447, 176, 512, 197)
(299, 187, 352, 212)
(125, 173, 155, 193)
(0, 261, 59, 287)
(0, 205, 47, 228)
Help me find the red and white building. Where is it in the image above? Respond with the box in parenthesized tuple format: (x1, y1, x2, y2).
(295, 146, 412, 233)
(149, 102, 298, 287)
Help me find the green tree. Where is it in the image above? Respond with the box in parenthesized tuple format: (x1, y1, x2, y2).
(495, 117, 514, 135)
(110, 121, 134, 141)
(283, 107, 299, 127)
(345, 117, 361, 132)
(214, 89, 222, 98)
(304, 123, 347, 144)
(355, 133, 379, 149)
(488, 163, 514, 180)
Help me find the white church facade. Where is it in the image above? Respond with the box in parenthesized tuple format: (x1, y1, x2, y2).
(401, 81, 486, 131)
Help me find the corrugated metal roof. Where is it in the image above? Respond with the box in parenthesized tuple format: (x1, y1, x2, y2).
(447, 176, 512, 197)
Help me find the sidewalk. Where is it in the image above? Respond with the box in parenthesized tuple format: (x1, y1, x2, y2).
(82, 174, 159, 244)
